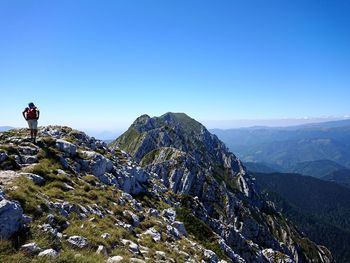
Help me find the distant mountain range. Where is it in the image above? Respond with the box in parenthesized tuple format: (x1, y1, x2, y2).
(253, 172, 350, 263)
(0, 126, 14, 132)
(213, 119, 350, 187)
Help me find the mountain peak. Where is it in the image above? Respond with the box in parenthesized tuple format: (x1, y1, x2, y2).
(115, 113, 235, 170)
(129, 112, 203, 136)
(112, 113, 334, 262)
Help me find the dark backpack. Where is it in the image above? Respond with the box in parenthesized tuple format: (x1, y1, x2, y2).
(27, 107, 38, 119)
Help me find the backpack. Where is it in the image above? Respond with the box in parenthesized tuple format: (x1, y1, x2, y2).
(27, 107, 38, 120)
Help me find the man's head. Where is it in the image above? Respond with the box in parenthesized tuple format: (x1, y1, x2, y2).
(28, 102, 35, 108)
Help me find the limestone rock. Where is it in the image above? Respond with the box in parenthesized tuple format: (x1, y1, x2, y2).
(166, 225, 181, 240)
(0, 199, 23, 239)
(162, 208, 176, 222)
(107, 256, 124, 263)
(80, 151, 113, 180)
(96, 245, 108, 257)
(121, 239, 141, 254)
(0, 152, 8, 162)
(19, 172, 45, 185)
(123, 210, 140, 227)
(172, 221, 187, 237)
(38, 249, 59, 258)
(20, 155, 38, 164)
(204, 249, 219, 263)
(21, 242, 42, 254)
(56, 139, 77, 156)
(18, 146, 38, 155)
(148, 208, 160, 217)
(130, 258, 146, 263)
(67, 235, 89, 248)
(142, 227, 161, 242)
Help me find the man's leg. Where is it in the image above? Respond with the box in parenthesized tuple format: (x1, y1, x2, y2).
(33, 129, 38, 143)
(27, 120, 32, 139)
(32, 120, 38, 143)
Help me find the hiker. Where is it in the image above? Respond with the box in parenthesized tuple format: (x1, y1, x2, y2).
(22, 102, 40, 143)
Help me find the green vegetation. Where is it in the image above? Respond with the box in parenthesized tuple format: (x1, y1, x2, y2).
(176, 207, 230, 261)
(134, 192, 171, 211)
(212, 165, 240, 193)
(114, 128, 145, 157)
(6, 177, 48, 217)
(158, 112, 203, 135)
(27, 159, 64, 180)
(255, 172, 350, 263)
(140, 147, 183, 166)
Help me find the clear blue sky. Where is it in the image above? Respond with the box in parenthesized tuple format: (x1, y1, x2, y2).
(1, 0, 349, 132)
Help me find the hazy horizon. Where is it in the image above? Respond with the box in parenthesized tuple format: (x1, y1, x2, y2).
(2, 114, 350, 140)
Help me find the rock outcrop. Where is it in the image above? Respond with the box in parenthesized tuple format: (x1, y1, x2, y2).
(0, 198, 24, 239)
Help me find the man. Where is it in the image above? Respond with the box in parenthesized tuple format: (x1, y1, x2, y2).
(22, 102, 40, 143)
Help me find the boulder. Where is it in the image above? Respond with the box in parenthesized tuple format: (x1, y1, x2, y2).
(172, 221, 188, 237)
(0, 199, 23, 239)
(129, 242, 140, 254)
(19, 172, 45, 185)
(21, 242, 42, 254)
(0, 152, 8, 162)
(67, 235, 89, 248)
(142, 227, 161, 242)
(20, 155, 38, 164)
(56, 139, 77, 156)
(107, 256, 124, 263)
(121, 192, 133, 201)
(121, 239, 140, 255)
(38, 248, 59, 258)
(166, 225, 181, 240)
(204, 249, 219, 263)
(96, 245, 108, 257)
(81, 151, 113, 176)
(123, 210, 140, 227)
(148, 208, 160, 218)
(162, 208, 176, 222)
(18, 146, 38, 155)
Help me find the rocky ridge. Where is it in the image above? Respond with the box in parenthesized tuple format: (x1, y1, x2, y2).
(0, 125, 231, 262)
(0, 114, 333, 263)
(113, 112, 333, 263)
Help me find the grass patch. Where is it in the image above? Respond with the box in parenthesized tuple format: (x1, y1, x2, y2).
(5, 177, 48, 217)
(27, 158, 62, 179)
(0, 144, 19, 155)
(213, 164, 240, 193)
(63, 215, 129, 250)
(134, 193, 170, 211)
(114, 128, 145, 158)
(176, 207, 230, 261)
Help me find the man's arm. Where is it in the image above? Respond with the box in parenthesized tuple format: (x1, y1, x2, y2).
(37, 109, 40, 120)
(22, 109, 27, 120)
